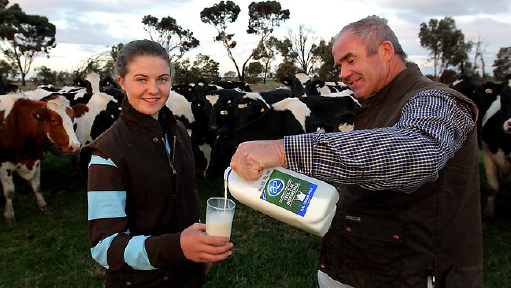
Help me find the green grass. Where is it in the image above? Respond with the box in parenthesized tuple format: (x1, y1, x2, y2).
(0, 153, 510, 287)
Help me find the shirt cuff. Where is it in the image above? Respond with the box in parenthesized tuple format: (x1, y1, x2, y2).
(145, 232, 186, 267)
(284, 132, 318, 175)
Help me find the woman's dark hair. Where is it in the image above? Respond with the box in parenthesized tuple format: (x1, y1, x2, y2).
(116, 39, 171, 78)
(336, 16, 407, 62)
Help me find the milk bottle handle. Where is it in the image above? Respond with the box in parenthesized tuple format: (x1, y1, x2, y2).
(225, 167, 233, 181)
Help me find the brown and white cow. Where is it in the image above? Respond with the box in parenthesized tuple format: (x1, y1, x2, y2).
(0, 94, 81, 226)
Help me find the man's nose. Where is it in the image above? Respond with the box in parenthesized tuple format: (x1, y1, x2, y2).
(339, 67, 351, 82)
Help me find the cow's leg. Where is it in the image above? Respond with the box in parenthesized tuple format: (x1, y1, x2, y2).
(28, 162, 51, 215)
(482, 151, 499, 219)
(18, 161, 51, 215)
(1, 165, 16, 226)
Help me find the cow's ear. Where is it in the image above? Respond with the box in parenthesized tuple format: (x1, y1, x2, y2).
(72, 103, 89, 118)
(33, 108, 48, 121)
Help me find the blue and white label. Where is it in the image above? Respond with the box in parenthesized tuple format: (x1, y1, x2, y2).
(267, 179, 285, 196)
(260, 169, 317, 217)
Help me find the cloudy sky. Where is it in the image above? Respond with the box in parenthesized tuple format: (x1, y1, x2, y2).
(5, 0, 511, 78)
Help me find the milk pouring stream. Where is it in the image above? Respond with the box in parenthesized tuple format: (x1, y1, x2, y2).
(225, 167, 339, 237)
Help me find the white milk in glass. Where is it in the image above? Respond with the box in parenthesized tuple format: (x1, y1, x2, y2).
(206, 213, 233, 238)
(206, 197, 235, 238)
(225, 167, 339, 237)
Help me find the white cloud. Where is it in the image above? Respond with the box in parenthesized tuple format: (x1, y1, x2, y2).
(6, 0, 511, 77)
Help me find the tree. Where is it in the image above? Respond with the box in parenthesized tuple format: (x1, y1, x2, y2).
(0, 3, 56, 86)
(142, 15, 199, 62)
(275, 61, 297, 81)
(173, 58, 193, 83)
(192, 53, 221, 82)
(273, 37, 297, 80)
(56, 71, 73, 86)
(173, 54, 220, 83)
(103, 43, 124, 77)
(472, 36, 488, 79)
(419, 17, 472, 80)
(246, 61, 263, 83)
(493, 47, 511, 81)
(34, 65, 56, 85)
(200, 1, 289, 81)
(253, 36, 278, 83)
(224, 70, 237, 80)
(0, 59, 16, 80)
(313, 38, 337, 80)
(287, 25, 319, 75)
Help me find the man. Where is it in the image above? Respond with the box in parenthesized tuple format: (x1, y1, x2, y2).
(230, 17, 483, 288)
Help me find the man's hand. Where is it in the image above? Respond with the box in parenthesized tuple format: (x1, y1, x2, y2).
(230, 139, 285, 180)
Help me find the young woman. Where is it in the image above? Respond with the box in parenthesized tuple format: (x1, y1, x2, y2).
(80, 39, 233, 287)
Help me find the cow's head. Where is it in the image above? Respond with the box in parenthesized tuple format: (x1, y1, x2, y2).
(500, 79, 511, 133)
(35, 99, 81, 153)
(280, 73, 310, 97)
(232, 95, 269, 130)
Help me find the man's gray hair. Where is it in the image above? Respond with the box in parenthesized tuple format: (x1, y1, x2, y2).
(335, 16, 407, 62)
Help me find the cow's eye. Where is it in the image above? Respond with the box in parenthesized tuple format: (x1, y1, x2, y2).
(51, 118, 59, 125)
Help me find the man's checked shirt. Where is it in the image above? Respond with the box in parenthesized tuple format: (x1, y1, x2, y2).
(284, 89, 475, 193)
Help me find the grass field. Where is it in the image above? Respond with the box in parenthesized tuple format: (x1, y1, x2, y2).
(0, 153, 510, 287)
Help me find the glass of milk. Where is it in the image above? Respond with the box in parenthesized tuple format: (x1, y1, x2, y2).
(206, 197, 236, 239)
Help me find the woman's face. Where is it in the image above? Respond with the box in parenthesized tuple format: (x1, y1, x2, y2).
(117, 55, 171, 119)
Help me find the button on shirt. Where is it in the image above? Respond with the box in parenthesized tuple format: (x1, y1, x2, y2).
(284, 89, 476, 193)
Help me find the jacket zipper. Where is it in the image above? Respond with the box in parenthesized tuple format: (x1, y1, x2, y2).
(427, 264, 436, 288)
(164, 134, 177, 175)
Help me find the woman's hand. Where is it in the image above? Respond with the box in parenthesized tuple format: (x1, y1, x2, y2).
(180, 223, 233, 263)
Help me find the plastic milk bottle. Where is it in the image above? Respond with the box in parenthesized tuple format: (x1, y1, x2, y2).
(224, 166, 339, 237)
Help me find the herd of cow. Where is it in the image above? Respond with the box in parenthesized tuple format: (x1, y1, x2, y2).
(0, 71, 510, 226)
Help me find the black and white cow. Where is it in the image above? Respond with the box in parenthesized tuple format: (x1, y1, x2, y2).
(451, 76, 505, 146)
(280, 72, 311, 97)
(480, 76, 511, 219)
(73, 90, 119, 146)
(281, 72, 355, 99)
(206, 95, 360, 178)
(309, 80, 349, 96)
(213, 80, 252, 92)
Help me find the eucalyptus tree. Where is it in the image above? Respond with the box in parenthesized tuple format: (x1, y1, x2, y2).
(200, 0, 289, 81)
(419, 17, 472, 80)
(142, 15, 199, 62)
(493, 47, 511, 81)
(0, 2, 56, 86)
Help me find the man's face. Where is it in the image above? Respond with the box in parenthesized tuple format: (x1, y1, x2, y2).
(333, 32, 388, 100)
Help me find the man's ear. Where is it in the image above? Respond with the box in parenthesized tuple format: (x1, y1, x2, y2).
(379, 40, 395, 62)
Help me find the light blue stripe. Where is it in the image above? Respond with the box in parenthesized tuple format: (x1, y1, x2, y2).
(87, 191, 126, 220)
(90, 233, 118, 269)
(89, 155, 117, 168)
(124, 235, 156, 270)
(165, 134, 171, 155)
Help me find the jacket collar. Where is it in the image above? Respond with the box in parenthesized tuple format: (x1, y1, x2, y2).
(120, 97, 177, 135)
(363, 64, 423, 107)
